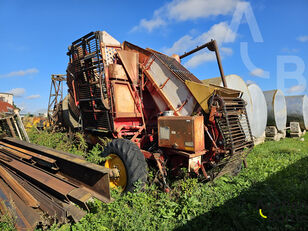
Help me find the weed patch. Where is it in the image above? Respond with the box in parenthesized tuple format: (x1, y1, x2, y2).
(28, 130, 308, 230)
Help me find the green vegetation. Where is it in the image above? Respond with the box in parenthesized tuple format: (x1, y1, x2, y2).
(27, 130, 308, 230)
(0, 210, 16, 231)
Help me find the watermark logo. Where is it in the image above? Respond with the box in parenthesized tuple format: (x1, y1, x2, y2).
(259, 209, 267, 219)
(257, 199, 308, 230)
(227, 2, 306, 94)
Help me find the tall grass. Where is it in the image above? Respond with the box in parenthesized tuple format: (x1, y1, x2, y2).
(28, 130, 308, 231)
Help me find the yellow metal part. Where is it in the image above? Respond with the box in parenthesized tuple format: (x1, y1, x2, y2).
(104, 154, 127, 191)
(185, 80, 241, 113)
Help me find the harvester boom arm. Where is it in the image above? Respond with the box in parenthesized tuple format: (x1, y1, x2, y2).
(179, 39, 227, 88)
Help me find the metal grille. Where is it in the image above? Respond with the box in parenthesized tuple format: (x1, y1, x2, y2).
(105, 47, 117, 65)
(206, 96, 254, 179)
(67, 32, 112, 131)
(150, 51, 201, 83)
(216, 96, 254, 156)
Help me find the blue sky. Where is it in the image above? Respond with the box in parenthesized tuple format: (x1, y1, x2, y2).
(0, 0, 307, 113)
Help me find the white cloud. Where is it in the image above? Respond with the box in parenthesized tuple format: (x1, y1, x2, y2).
(132, 9, 166, 32)
(220, 47, 233, 55)
(8, 88, 26, 97)
(250, 68, 265, 77)
(164, 22, 236, 55)
(133, 0, 242, 32)
(164, 35, 195, 56)
(26, 94, 40, 99)
(0, 68, 39, 78)
(163, 22, 235, 68)
(287, 85, 306, 93)
(185, 52, 216, 68)
(297, 36, 308, 42)
(168, 0, 240, 21)
(184, 47, 233, 68)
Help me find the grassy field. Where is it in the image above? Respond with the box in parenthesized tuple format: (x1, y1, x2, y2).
(2, 130, 308, 231)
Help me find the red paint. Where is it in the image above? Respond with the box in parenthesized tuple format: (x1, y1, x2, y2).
(0, 101, 14, 113)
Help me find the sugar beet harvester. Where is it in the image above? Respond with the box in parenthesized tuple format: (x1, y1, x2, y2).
(66, 31, 254, 192)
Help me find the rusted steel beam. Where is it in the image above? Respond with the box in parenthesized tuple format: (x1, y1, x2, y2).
(0, 179, 41, 230)
(0, 154, 76, 197)
(0, 137, 112, 228)
(0, 145, 32, 160)
(0, 153, 12, 162)
(0, 165, 39, 208)
(0, 141, 58, 170)
(7, 167, 85, 223)
(2, 137, 112, 203)
(0, 141, 56, 164)
(0, 150, 102, 210)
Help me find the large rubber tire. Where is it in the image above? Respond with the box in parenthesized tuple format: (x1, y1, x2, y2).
(102, 139, 148, 193)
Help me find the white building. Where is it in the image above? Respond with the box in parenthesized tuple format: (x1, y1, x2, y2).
(0, 93, 13, 105)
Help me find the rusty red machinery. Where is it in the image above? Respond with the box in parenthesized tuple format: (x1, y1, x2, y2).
(65, 31, 254, 192)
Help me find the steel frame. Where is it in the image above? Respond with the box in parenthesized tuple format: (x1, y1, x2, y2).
(47, 74, 66, 128)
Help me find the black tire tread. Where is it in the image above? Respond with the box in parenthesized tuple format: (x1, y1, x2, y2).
(102, 139, 147, 192)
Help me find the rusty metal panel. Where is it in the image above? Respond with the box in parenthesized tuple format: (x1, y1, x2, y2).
(122, 41, 198, 116)
(117, 50, 139, 85)
(158, 116, 204, 152)
(111, 80, 141, 118)
(109, 64, 128, 81)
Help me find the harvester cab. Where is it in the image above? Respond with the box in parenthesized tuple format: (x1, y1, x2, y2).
(65, 31, 254, 192)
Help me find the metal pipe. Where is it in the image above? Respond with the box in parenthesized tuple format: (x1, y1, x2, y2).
(213, 40, 227, 88)
(179, 40, 213, 59)
(179, 40, 227, 87)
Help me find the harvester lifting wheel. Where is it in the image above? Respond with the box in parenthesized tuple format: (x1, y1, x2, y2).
(102, 139, 148, 192)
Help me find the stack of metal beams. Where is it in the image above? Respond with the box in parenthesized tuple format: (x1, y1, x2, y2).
(0, 137, 111, 230)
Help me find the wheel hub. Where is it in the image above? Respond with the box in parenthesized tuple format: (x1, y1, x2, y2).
(104, 154, 127, 191)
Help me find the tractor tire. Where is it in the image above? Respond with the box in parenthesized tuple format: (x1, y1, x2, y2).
(102, 139, 148, 193)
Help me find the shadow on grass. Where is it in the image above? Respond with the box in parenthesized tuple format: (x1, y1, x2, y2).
(175, 156, 308, 231)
